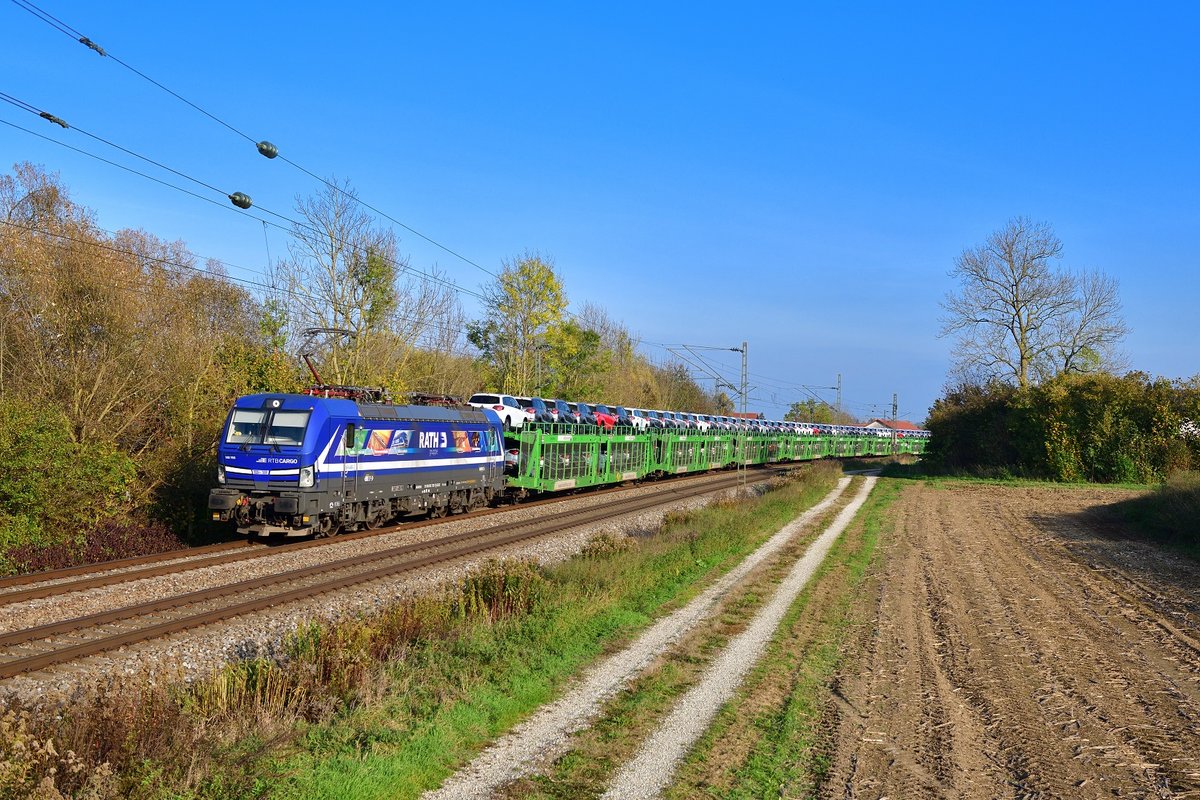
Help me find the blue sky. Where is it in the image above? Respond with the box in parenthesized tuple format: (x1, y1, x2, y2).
(2, 2, 1196, 422)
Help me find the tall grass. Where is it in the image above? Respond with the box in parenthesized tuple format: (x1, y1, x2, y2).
(1109, 470, 1200, 553)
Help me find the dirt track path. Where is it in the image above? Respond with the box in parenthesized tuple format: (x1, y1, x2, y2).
(823, 483, 1200, 800)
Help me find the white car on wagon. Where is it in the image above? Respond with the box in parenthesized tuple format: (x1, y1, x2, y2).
(467, 393, 532, 430)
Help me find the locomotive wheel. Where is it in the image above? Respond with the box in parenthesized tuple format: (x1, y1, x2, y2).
(366, 506, 389, 529)
(315, 516, 339, 538)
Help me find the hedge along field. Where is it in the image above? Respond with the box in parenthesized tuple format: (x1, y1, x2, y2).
(925, 372, 1200, 484)
(921, 371, 1200, 550)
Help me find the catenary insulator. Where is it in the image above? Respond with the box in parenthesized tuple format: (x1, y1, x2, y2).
(229, 192, 253, 209)
(256, 141, 278, 159)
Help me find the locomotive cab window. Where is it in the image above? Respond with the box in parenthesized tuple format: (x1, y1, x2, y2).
(225, 409, 311, 446)
(265, 411, 310, 446)
(226, 410, 268, 444)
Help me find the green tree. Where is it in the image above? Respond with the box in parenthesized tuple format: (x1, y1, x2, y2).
(785, 399, 853, 424)
(468, 253, 567, 394)
(542, 320, 607, 399)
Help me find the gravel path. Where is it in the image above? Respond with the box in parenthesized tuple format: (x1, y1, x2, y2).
(423, 476, 854, 800)
(603, 476, 876, 799)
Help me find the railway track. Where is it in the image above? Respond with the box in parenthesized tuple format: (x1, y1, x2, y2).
(0, 467, 773, 605)
(0, 467, 785, 681)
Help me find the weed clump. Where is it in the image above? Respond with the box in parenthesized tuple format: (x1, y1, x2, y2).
(1, 558, 550, 798)
(580, 533, 634, 559)
(452, 559, 545, 621)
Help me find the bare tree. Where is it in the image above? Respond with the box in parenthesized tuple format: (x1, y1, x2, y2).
(940, 217, 1127, 388)
(1051, 269, 1130, 377)
(271, 178, 460, 389)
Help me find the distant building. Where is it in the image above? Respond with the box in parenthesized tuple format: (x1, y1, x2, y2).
(864, 418, 923, 432)
(728, 411, 764, 420)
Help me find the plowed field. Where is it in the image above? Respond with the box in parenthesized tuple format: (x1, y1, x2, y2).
(823, 482, 1200, 799)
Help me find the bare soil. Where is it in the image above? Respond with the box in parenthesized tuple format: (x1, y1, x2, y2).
(821, 482, 1200, 799)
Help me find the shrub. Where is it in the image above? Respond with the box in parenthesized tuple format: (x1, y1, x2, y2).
(4, 518, 185, 574)
(925, 373, 1200, 483)
(0, 397, 138, 572)
(924, 381, 1021, 473)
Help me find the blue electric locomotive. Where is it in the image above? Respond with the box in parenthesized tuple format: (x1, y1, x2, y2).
(208, 393, 506, 536)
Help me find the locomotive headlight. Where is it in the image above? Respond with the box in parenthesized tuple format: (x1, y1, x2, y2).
(299, 465, 315, 488)
(217, 464, 226, 485)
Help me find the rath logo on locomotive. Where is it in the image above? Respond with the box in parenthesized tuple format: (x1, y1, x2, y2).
(419, 431, 448, 449)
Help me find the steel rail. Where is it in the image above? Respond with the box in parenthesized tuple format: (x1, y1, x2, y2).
(0, 541, 254, 591)
(0, 476, 735, 649)
(0, 469, 747, 606)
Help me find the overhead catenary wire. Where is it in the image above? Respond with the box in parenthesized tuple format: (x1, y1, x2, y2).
(1, 90, 236, 200)
(5, 218, 903, 416)
(3, 114, 817, 406)
(9, 0, 259, 146)
(638, 338, 916, 420)
(7, 2, 687, 354)
(7, 0, 501, 281)
(0, 116, 246, 219)
(4, 6, 894, 417)
(660, 345, 838, 408)
(0, 113, 488, 303)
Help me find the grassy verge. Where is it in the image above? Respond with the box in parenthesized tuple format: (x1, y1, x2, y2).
(836, 454, 920, 473)
(879, 461, 1152, 491)
(267, 466, 841, 800)
(497, 480, 860, 799)
(1106, 470, 1200, 555)
(0, 463, 843, 800)
(666, 477, 902, 798)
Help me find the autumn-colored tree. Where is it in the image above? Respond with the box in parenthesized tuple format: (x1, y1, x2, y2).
(0, 163, 296, 550)
(784, 399, 855, 424)
(0, 166, 193, 451)
(573, 302, 658, 403)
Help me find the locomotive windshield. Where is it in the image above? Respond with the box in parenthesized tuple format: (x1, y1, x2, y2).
(225, 409, 311, 446)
